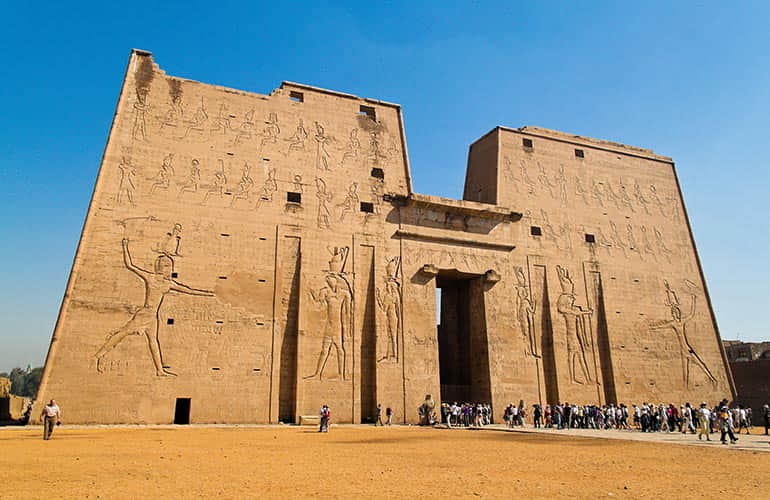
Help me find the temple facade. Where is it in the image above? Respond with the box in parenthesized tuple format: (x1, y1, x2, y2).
(35, 50, 735, 423)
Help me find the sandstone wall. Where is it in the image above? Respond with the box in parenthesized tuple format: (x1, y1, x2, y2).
(35, 50, 733, 424)
(463, 126, 734, 407)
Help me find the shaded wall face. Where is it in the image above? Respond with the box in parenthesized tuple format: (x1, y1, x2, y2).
(37, 52, 412, 424)
(490, 130, 731, 405)
(730, 360, 770, 425)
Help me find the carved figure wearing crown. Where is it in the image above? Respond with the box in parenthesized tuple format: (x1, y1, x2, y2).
(305, 246, 353, 380)
(514, 267, 538, 358)
(650, 280, 717, 389)
(376, 257, 402, 363)
(555, 265, 594, 385)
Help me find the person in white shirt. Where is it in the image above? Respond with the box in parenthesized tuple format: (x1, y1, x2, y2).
(40, 400, 61, 441)
(697, 402, 711, 441)
(736, 405, 751, 434)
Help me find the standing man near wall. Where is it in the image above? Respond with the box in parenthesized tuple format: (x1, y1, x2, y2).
(40, 400, 61, 440)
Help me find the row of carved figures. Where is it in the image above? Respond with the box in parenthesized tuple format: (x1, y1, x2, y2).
(503, 157, 682, 221)
(511, 265, 718, 390)
(92, 216, 717, 391)
(525, 209, 685, 265)
(94, 224, 403, 381)
(115, 154, 384, 228)
(131, 88, 399, 169)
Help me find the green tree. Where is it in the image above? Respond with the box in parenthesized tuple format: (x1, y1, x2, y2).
(5, 366, 44, 398)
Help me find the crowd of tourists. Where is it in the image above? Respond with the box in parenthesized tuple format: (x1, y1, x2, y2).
(440, 402, 493, 427)
(500, 399, 768, 445)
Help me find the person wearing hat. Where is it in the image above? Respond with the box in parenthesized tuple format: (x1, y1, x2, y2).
(697, 402, 711, 441)
(718, 406, 737, 444)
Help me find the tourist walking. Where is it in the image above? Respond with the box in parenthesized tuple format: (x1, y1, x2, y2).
(736, 405, 751, 434)
(697, 402, 711, 441)
(375, 403, 384, 426)
(718, 406, 737, 444)
(386, 406, 393, 425)
(764, 404, 770, 435)
(319, 404, 330, 433)
(41, 400, 61, 441)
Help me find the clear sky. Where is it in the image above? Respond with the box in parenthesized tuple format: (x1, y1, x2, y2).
(1, 1, 768, 372)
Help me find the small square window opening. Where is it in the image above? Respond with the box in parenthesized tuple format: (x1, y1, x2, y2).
(287, 192, 302, 203)
(522, 138, 533, 149)
(360, 202, 375, 213)
(531, 226, 542, 236)
(360, 105, 376, 121)
(289, 91, 304, 103)
(575, 148, 585, 158)
(167, 318, 175, 325)
(585, 233, 596, 243)
(370, 167, 385, 179)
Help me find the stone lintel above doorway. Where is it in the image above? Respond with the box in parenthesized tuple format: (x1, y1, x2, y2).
(385, 193, 522, 222)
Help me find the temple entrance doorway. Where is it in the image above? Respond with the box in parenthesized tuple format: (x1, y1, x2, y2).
(436, 271, 492, 408)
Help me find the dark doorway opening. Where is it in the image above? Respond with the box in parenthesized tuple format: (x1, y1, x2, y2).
(174, 398, 191, 425)
(436, 272, 492, 408)
(278, 237, 301, 423)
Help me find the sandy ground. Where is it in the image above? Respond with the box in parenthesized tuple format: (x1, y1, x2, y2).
(0, 425, 768, 499)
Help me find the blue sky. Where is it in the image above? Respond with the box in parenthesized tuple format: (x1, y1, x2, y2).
(1, 1, 768, 371)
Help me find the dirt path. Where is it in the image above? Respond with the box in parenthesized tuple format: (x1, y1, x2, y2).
(0, 425, 767, 499)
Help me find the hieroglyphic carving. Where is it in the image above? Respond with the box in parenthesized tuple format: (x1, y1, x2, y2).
(154, 223, 183, 257)
(575, 176, 589, 205)
(305, 247, 353, 380)
(179, 97, 208, 140)
(604, 181, 620, 209)
(210, 103, 232, 136)
(376, 257, 401, 363)
(639, 225, 657, 262)
(595, 227, 613, 256)
(666, 194, 682, 221)
(520, 160, 536, 195)
(255, 168, 277, 211)
(292, 174, 304, 193)
(202, 160, 227, 204)
(555, 165, 568, 207)
(649, 280, 718, 389)
(337, 182, 359, 222)
(260, 112, 280, 149)
(538, 163, 557, 199)
(285, 118, 307, 154)
(340, 128, 360, 167)
(157, 81, 184, 134)
(649, 184, 666, 216)
(502, 157, 519, 192)
(178, 159, 201, 199)
(618, 182, 635, 212)
(230, 162, 255, 207)
(95, 238, 214, 376)
(117, 156, 137, 207)
(609, 221, 627, 256)
(234, 109, 256, 146)
(589, 179, 604, 207)
(314, 122, 332, 171)
(654, 227, 673, 263)
(514, 267, 538, 358)
(368, 131, 387, 165)
(150, 154, 175, 196)
(556, 265, 594, 385)
(633, 180, 651, 215)
(132, 88, 149, 141)
(626, 224, 642, 259)
(315, 178, 333, 229)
